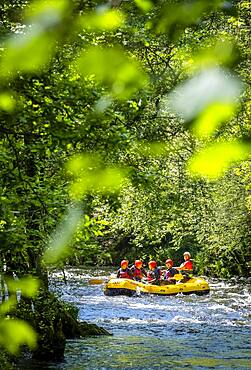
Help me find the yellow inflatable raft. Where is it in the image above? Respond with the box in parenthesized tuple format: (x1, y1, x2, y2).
(104, 274, 210, 296)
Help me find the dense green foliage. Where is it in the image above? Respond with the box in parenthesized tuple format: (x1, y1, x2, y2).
(0, 0, 250, 359)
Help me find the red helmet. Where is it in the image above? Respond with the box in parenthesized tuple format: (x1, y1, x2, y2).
(165, 258, 173, 267)
(135, 260, 142, 268)
(121, 259, 128, 267)
(148, 260, 157, 269)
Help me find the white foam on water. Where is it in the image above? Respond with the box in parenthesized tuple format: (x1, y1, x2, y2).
(97, 317, 168, 325)
(170, 315, 203, 324)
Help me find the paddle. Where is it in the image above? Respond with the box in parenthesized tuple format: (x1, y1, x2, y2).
(88, 278, 106, 285)
(88, 274, 117, 285)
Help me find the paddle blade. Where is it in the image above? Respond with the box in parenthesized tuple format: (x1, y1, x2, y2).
(173, 273, 184, 280)
(88, 274, 116, 285)
(88, 278, 105, 285)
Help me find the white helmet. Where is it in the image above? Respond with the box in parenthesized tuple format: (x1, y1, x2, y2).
(183, 251, 191, 257)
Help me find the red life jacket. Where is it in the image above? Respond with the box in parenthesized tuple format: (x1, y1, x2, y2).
(118, 268, 133, 279)
(180, 260, 193, 270)
(132, 267, 143, 279)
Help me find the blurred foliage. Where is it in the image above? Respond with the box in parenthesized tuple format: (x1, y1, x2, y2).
(43, 205, 83, 264)
(0, 0, 250, 360)
(0, 275, 39, 355)
(0, 319, 37, 354)
(77, 46, 147, 99)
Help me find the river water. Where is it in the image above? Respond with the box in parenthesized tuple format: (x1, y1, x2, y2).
(18, 268, 251, 369)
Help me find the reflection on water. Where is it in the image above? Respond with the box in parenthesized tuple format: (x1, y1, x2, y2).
(60, 334, 251, 370)
(17, 269, 251, 369)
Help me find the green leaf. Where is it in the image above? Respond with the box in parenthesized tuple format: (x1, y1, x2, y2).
(66, 154, 128, 199)
(0, 26, 56, 77)
(0, 0, 70, 77)
(78, 9, 125, 31)
(43, 206, 83, 264)
(188, 141, 251, 178)
(192, 102, 237, 138)
(134, 0, 153, 12)
(0, 297, 17, 315)
(76, 47, 147, 99)
(153, 0, 222, 36)
(7, 276, 40, 298)
(69, 167, 127, 199)
(0, 319, 37, 354)
(184, 38, 238, 72)
(66, 154, 96, 176)
(25, 0, 70, 25)
(0, 92, 16, 112)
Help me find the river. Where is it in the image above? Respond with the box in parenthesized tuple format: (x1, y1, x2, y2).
(17, 268, 251, 369)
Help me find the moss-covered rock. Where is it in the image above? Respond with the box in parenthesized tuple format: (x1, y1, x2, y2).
(60, 302, 111, 338)
(78, 321, 111, 337)
(14, 290, 111, 361)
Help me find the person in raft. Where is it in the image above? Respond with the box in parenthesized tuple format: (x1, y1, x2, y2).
(175, 251, 193, 282)
(131, 260, 147, 281)
(147, 260, 162, 285)
(176, 251, 193, 272)
(163, 258, 178, 284)
(117, 259, 133, 279)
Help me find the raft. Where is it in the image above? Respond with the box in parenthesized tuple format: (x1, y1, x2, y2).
(104, 274, 210, 296)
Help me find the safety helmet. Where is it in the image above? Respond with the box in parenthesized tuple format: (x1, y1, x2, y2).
(183, 251, 191, 258)
(148, 260, 157, 269)
(135, 260, 142, 268)
(165, 258, 173, 267)
(121, 259, 128, 267)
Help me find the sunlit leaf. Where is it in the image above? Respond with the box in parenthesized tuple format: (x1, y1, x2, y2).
(188, 141, 251, 178)
(155, 1, 205, 34)
(0, 319, 37, 354)
(95, 167, 126, 192)
(76, 47, 147, 99)
(78, 9, 124, 30)
(168, 67, 242, 122)
(66, 154, 127, 199)
(43, 206, 83, 264)
(0, 26, 56, 77)
(153, 0, 221, 36)
(0, 0, 70, 78)
(69, 168, 126, 200)
(25, 0, 70, 26)
(66, 154, 96, 176)
(7, 276, 40, 298)
(0, 297, 17, 315)
(134, 0, 153, 12)
(183, 38, 238, 72)
(192, 102, 237, 138)
(0, 92, 16, 112)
